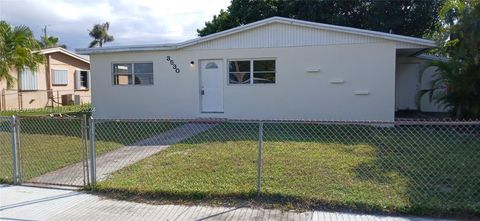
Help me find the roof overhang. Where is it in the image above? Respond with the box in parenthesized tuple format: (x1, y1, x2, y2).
(76, 16, 437, 55)
(39, 47, 90, 64)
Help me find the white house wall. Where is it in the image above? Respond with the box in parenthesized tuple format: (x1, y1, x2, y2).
(90, 42, 396, 121)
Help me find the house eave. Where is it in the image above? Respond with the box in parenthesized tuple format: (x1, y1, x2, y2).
(39, 47, 90, 64)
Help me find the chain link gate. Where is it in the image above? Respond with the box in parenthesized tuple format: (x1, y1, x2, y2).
(15, 115, 90, 187)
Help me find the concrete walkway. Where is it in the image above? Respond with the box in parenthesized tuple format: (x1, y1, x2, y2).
(28, 123, 215, 186)
(0, 185, 451, 221)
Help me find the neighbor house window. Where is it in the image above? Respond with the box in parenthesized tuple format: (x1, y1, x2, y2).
(52, 69, 68, 85)
(75, 70, 90, 90)
(113, 63, 153, 85)
(19, 69, 38, 91)
(229, 59, 275, 84)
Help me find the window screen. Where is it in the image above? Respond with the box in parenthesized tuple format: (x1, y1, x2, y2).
(52, 69, 68, 85)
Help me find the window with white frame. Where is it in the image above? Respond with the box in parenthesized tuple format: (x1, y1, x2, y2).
(113, 63, 153, 85)
(75, 70, 90, 90)
(229, 59, 275, 84)
(52, 69, 68, 85)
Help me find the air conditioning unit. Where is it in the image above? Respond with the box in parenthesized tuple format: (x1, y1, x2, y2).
(61, 94, 81, 105)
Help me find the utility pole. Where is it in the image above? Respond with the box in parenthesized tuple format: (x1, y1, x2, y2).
(42, 25, 47, 40)
(42, 25, 53, 107)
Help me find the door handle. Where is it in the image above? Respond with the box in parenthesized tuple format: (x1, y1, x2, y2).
(201, 89, 205, 95)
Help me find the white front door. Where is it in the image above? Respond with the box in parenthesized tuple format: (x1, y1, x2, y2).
(200, 60, 224, 112)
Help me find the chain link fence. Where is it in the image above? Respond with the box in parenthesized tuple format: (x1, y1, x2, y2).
(262, 120, 480, 212)
(92, 119, 259, 197)
(0, 116, 479, 214)
(0, 116, 13, 183)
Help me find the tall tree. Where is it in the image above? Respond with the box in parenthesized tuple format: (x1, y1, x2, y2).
(417, 0, 480, 118)
(0, 21, 44, 89)
(88, 22, 114, 48)
(197, 0, 443, 37)
(38, 25, 67, 49)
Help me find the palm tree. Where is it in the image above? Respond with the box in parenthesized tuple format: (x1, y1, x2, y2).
(38, 26, 67, 49)
(88, 22, 114, 48)
(39, 36, 67, 49)
(0, 21, 44, 89)
(416, 60, 480, 118)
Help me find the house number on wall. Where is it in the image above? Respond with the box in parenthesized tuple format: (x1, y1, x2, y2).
(166, 56, 180, 73)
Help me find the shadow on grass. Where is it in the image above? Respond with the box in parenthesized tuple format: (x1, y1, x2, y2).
(352, 125, 480, 216)
(91, 187, 478, 219)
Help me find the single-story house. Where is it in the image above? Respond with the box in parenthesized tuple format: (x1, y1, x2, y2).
(0, 47, 91, 110)
(77, 17, 444, 121)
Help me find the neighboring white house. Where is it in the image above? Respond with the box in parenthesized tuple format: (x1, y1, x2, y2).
(77, 17, 443, 121)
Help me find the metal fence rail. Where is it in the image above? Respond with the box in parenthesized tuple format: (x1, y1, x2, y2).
(1, 116, 479, 213)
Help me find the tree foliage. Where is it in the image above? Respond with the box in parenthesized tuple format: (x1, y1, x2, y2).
(0, 21, 44, 89)
(418, 0, 480, 118)
(198, 0, 443, 37)
(38, 26, 67, 49)
(39, 36, 67, 49)
(88, 22, 114, 48)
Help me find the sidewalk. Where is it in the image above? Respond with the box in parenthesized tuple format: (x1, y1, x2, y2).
(0, 185, 452, 221)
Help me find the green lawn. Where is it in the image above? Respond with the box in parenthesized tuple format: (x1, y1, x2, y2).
(95, 123, 480, 216)
(0, 118, 180, 184)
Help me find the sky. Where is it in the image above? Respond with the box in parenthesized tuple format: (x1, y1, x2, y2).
(0, 0, 230, 51)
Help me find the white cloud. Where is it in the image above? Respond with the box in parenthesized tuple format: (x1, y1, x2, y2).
(0, 0, 229, 50)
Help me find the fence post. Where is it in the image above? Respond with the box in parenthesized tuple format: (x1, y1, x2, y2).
(0, 89, 4, 111)
(11, 116, 21, 184)
(81, 115, 90, 186)
(56, 91, 60, 109)
(257, 122, 263, 197)
(18, 92, 22, 110)
(89, 116, 96, 189)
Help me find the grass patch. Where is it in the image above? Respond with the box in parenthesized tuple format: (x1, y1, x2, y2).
(0, 118, 180, 183)
(95, 123, 480, 217)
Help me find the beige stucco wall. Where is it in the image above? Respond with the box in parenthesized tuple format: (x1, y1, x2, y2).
(0, 52, 90, 110)
(48, 52, 91, 105)
(90, 42, 396, 121)
(0, 66, 48, 110)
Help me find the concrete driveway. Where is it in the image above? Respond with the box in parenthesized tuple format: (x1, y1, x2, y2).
(0, 185, 451, 221)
